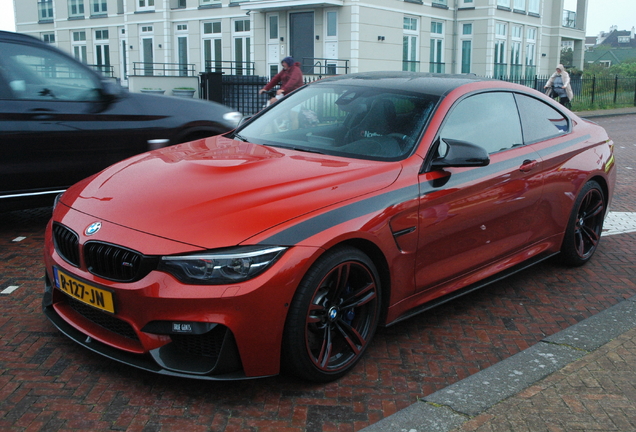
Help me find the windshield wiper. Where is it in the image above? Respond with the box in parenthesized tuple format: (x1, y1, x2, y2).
(233, 133, 248, 142)
(276, 145, 325, 155)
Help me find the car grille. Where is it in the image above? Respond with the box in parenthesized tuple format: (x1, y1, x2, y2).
(170, 326, 228, 359)
(85, 242, 146, 282)
(53, 223, 80, 267)
(66, 296, 139, 341)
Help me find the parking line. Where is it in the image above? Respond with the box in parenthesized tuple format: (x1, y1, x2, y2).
(1, 286, 20, 294)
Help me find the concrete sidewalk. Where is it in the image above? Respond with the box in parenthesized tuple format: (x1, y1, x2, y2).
(362, 109, 636, 432)
(363, 296, 636, 432)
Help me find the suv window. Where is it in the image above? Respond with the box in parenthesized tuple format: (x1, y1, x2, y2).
(439, 92, 523, 155)
(514, 93, 569, 143)
(0, 41, 101, 101)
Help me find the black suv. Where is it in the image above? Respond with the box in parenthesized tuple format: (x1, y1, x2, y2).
(0, 31, 241, 211)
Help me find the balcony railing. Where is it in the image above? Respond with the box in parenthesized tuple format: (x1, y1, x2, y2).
(89, 64, 115, 77)
(429, 62, 446, 73)
(132, 62, 196, 77)
(562, 10, 576, 28)
(402, 61, 420, 72)
(204, 60, 255, 76)
(301, 58, 349, 76)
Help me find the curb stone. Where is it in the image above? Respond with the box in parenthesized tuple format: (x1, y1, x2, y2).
(361, 295, 636, 432)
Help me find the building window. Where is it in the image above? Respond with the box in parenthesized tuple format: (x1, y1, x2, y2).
(327, 11, 337, 37)
(72, 31, 87, 63)
(496, 22, 507, 37)
(528, 0, 539, 14)
(91, 0, 107, 14)
(462, 23, 472, 35)
(430, 21, 444, 73)
(497, 0, 510, 8)
(203, 22, 222, 72)
(618, 36, 630, 43)
(94, 29, 110, 74)
(494, 23, 507, 77)
(402, 17, 419, 72)
(510, 25, 522, 77)
(510, 42, 522, 77)
(461, 40, 471, 74)
(525, 27, 537, 78)
(513, 0, 525, 10)
(200, 0, 221, 5)
(42, 33, 56, 43)
(233, 19, 252, 75)
(38, 0, 54, 21)
(69, 0, 84, 17)
(432, 0, 448, 6)
(138, 0, 155, 11)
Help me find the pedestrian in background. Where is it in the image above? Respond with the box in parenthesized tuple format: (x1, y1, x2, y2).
(259, 57, 304, 105)
(544, 64, 573, 108)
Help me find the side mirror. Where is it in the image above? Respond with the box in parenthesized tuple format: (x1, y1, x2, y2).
(237, 115, 252, 127)
(431, 138, 490, 168)
(100, 79, 124, 100)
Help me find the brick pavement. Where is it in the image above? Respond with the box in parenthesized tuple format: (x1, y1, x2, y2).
(1, 114, 635, 431)
(453, 326, 636, 432)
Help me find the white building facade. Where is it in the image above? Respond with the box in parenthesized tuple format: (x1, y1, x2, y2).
(13, 0, 588, 85)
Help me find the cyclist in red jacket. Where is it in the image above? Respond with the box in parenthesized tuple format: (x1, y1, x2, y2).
(259, 56, 304, 105)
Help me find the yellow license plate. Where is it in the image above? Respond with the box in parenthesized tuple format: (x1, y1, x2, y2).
(53, 267, 115, 313)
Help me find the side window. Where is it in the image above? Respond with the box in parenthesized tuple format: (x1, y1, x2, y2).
(0, 41, 101, 101)
(514, 94, 569, 143)
(439, 92, 523, 155)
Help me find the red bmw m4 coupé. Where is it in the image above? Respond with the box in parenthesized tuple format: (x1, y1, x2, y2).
(43, 72, 615, 382)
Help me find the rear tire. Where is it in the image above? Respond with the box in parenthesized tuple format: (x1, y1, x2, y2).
(559, 181, 605, 267)
(282, 246, 381, 382)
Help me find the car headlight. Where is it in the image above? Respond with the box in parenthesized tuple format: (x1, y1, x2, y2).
(223, 111, 243, 128)
(158, 246, 287, 285)
(52, 191, 66, 211)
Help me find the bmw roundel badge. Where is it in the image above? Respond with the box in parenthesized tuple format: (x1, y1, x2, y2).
(85, 222, 102, 236)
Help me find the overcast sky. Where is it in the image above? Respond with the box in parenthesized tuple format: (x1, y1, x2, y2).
(0, 0, 634, 37)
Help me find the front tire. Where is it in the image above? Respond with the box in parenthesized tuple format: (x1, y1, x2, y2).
(282, 246, 381, 382)
(560, 180, 606, 267)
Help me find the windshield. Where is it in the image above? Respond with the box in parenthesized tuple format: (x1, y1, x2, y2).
(235, 84, 439, 161)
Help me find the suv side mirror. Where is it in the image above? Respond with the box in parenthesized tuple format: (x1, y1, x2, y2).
(431, 138, 490, 168)
(101, 79, 124, 100)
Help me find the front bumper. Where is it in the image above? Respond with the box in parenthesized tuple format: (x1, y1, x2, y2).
(43, 272, 250, 380)
(42, 213, 319, 379)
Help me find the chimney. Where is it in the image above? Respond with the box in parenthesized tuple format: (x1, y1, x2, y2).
(631, 26, 635, 39)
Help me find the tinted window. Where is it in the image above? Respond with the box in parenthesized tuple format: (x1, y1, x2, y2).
(0, 41, 101, 101)
(514, 94, 568, 143)
(238, 85, 438, 161)
(439, 92, 523, 154)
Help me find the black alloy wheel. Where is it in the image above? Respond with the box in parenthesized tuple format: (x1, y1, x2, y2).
(560, 180, 606, 267)
(283, 246, 381, 382)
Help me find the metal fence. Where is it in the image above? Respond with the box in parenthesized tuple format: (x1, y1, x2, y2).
(203, 72, 636, 115)
(496, 74, 636, 108)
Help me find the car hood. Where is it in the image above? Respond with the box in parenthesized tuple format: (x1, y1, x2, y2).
(63, 136, 402, 249)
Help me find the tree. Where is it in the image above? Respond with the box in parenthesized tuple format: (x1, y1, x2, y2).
(560, 47, 574, 68)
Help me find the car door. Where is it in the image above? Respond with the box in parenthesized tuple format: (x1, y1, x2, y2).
(0, 39, 150, 196)
(415, 91, 545, 292)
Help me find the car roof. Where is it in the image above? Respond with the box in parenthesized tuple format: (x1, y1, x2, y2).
(313, 71, 498, 97)
(0, 30, 44, 44)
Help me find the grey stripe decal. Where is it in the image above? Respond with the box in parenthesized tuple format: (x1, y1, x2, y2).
(259, 184, 420, 245)
(258, 134, 594, 245)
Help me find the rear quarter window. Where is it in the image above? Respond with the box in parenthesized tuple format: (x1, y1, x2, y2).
(514, 93, 569, 144)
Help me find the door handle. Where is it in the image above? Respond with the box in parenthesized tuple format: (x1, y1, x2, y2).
(29, 108, 55, 121)
(520, 159, 538, 172)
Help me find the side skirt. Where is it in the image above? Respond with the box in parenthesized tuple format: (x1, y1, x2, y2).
(387, 251, 560, 327)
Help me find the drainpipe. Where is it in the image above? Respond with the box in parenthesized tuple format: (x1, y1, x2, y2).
(452, 0, 458, 74)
